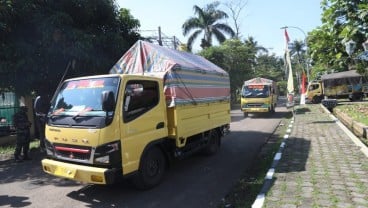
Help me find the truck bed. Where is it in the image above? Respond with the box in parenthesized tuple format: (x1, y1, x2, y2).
(166, 100, 230, 147)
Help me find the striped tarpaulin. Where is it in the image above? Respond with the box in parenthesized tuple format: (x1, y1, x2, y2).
(110, 41, 230, 106)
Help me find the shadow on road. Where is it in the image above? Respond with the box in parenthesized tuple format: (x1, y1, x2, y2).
(0, 195, 31, 207)
(276, 137, 311, 173)
(0, 148, 80, 187)
(231, 110, 290, 122)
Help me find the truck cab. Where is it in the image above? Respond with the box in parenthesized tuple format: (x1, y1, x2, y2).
(306, 81, 323, 103)
(240, 77, 278, 117)
(42, 74, 169, 185)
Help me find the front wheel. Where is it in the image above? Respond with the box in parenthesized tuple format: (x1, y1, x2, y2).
(270, 104, 276, 113)
(131, 146, 166, 190)
(312, 96, 322, 104)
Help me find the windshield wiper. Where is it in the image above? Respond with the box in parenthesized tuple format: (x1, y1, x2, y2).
(50, 108, 65, 119)
(72, 107, 93, 120)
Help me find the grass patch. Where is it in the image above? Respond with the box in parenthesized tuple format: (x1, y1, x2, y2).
(0, 139, 40, 155)
(334, 103, 368, 126)
(218, 112, 292, 208)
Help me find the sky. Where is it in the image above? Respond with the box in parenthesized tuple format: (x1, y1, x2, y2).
(117, 0, 323, 56)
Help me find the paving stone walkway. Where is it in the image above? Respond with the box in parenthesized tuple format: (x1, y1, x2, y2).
(263, 105, 368, 208)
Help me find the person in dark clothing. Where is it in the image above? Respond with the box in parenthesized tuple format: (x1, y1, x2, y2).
(34, 95, 49, 153)
(13, 106, 32, 162)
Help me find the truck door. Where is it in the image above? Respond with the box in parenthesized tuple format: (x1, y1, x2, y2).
(120, 79, 167, 174)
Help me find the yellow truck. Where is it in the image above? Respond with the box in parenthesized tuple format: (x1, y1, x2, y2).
(306, 70, 367, 103)
(40, 41, 231, 189)
(240, 77, 278, 117)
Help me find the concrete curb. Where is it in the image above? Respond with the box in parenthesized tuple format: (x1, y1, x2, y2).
(320, 104, 368, 158)
(251, 115, 295, 208)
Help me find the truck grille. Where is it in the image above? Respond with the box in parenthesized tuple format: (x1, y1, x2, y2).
(247, 103, 264, 107)
(53, 143, 92, 161)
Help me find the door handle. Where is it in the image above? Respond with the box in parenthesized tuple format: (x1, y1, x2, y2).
(156, 122, 164, 129)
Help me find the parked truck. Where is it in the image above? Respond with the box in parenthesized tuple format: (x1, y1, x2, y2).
(40, 41, 230, 189)
(240, 77, 278, 117)
(306, 70, 367, 104)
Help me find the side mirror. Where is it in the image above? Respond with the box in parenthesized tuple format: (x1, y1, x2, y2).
(34, 96, 50, 114)
(102, 91, 115, 112)
(34, 96, 42, 112)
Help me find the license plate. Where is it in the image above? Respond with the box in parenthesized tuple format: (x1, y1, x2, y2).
(54, 166, 77, 179)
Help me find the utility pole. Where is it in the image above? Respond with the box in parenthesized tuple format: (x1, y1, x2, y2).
(158, 26, 162, 46)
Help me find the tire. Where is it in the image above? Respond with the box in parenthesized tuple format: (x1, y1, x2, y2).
(243, 112, 248, 117)
(131, 146, 166, 190)
(202, 130, 220, 155)
(353, 93, 363, 101)
(312, 96, 322, 104)
(270, 104, 276, 113)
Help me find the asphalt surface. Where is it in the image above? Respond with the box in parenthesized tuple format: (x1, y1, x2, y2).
(2, 102, 368, 208)
(253, 104, 368, 208)
(0, 106, 284, 208)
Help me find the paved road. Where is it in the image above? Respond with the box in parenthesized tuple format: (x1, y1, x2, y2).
(0, 105, 287, 208)
(257, 104, 368, 208)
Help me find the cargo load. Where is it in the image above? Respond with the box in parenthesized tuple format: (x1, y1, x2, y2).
(110, 40, 230, 106)
(306, 70, 367, 103)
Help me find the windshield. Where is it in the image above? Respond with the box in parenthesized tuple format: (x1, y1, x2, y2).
(50, 77, 120, 117)
(242, 85, 270, 98)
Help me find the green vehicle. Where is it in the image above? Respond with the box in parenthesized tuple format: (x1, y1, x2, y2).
(0, 92, 18, 136)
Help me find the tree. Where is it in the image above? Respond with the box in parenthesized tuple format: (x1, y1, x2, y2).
(309, 0, 368, 76)
(199, 39, 285, 102)
(182, 1, 235, 51)
(223, 0, 248, 39)
(289, 40, 306, 65)
(199, 39, 252, 101)
(254, 54, 286, 95)
(244, 36, 268, 55)
(288, 39, 307, 89)
(0, 0, 141, 96)
(243, 36, 268, 74)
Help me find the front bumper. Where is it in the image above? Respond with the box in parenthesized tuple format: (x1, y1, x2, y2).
(42, 159, 118, 184)
(241, 107, 270, 113)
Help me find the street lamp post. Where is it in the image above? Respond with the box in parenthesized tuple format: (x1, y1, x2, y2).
(362, 39, 368, 51)
(345, 40, 356, 57)
(280, 26, 310, 83)
(345, 40, 357, 70)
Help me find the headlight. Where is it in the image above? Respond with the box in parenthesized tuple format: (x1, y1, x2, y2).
(94, 141, 121, 166)
(45, 139, 55, 156)
(95, 155, 110, 164)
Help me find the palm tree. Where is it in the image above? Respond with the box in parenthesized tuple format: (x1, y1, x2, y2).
(243, 36, 268, 74)
(289, 40, 307, 92)
(182, 2, 235, 51)
(289, 40, 306, 65)
(244, 36, 268, 55)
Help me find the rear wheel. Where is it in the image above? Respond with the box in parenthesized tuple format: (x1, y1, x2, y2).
(202, 130, 220, 155)
(131, 146, 166, 190)
(352, 93, 363, 101)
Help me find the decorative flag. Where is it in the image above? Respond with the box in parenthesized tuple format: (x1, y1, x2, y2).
(284, 28, 294, 107)
(301, 72, 307, 94)
(284, 29, 290, 44)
